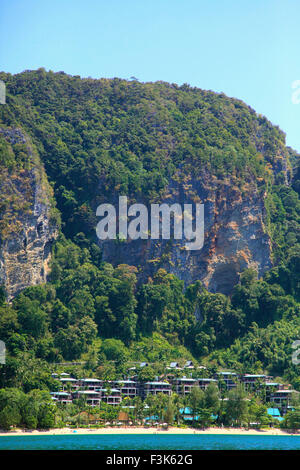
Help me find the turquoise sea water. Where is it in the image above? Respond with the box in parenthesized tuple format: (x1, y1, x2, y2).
(0, 434, 300, 450)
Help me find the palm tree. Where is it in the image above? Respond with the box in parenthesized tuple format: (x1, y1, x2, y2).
(172, 393, 184, 425)
(132, 396, 144, 425)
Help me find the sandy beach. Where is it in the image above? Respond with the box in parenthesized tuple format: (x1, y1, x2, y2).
(0, 426, 298, 437)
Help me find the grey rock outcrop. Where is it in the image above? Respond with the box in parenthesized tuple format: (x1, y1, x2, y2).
(100, 171, 272, 294)
(0, 128, 58, 300)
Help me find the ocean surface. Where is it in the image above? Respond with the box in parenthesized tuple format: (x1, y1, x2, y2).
(0, 434, 300, 450)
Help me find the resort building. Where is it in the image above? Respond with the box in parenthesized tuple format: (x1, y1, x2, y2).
(173, 377, 197, 395)
(59, 377, 80, 391)
(49, 368, 296, 408)
(72, 390, 101, 407)
(270, 389, 298, 408)
(141, 381, 172, 399)
(264, 382, 282, 401)
(241, 374, 270, 389)
(215, 372, 238, 390)
(111, 380, 138, 398)
(184, 361, 194, 369)
(79, 378, 103, 390)
(50, 391, 72, 404)
(98, 388, 122, 406)
(267, 408, 283, 422)
(167, 362, 182, 370)
(198, 378, 218, 390)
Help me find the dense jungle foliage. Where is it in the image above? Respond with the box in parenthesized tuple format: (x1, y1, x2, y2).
(0, 70, 299, 396)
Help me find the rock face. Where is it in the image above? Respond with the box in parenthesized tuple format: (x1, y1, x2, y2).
(0, 129, 287, 298)
(0, 128, 58, 300)
(100, 171, 272, 294)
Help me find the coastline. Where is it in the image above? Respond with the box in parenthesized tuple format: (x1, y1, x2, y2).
(0, 426, 298, 437)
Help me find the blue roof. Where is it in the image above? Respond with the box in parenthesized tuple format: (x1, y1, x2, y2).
(145, 381, 170, 386)
(179, 407, 217, 420)
(114, 380, 136, 384)
(179, 407, 192, 415)
(267, 408, 281, 417)
(145, 415, 159, 421)
(176, 378, 195, 382)
(179, 406, 218, 419)
(218, 371, 237, 376)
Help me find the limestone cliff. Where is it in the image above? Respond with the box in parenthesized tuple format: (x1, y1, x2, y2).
(100, 171, 273, 295)
(0, 71, 295, 297)
(0, 127, 58, 300)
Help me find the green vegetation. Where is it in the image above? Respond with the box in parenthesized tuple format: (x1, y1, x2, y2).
(0, 70, 299, 429)
(0, 388, 55, 430)
(0, 69, 294, 240)
(0, 382, 290, 431)
(0, 231, 299, 391)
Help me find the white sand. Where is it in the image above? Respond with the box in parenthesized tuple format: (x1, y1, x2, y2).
(0, 426, 298, 436)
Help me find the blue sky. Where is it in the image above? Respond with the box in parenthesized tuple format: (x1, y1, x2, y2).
(1, 0, 300, 152)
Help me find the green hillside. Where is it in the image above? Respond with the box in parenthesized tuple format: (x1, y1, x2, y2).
(0, 69, 299, 396)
